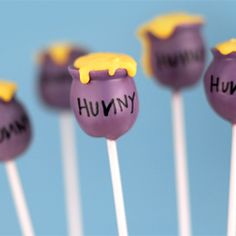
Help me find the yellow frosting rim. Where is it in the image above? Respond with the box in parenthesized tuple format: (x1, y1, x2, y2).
(215, 39, 236, 55)
(73, 52, 137, 84)
(0, 81, 17, 102)
(137, 12, 204, 76)
(38, 43, 73, 65)
(138, 12, 204, 40)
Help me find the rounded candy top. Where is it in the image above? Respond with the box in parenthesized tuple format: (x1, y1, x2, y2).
(37, 42, 88, 110)
(38, 43, 81, 66)
(73, 52, 137, 84)
(215, 38, 236, 56)
(138, 12, 203, 39)
(204, 39, 236, 123)
(0, 81, 17, 102)
(69, 52, 139, 140)
(0, 80, 31, 161)
(138, 12, 205, 90)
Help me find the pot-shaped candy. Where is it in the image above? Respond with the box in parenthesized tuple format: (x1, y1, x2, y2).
(204, 39, 236, 123)
(138, 12, 206, 90)
(69, 53, 139, 140)
(0, 81, 31, 161)
(37, 43, 88, 110)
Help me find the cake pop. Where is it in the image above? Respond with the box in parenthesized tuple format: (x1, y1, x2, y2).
(69, 52, 139, 140)
(37, 43, 88, 109)
(69, 52, 139, 236)
(204, 39, 236, 236)
(0, 80, 34, 236)
(0, 81, 31, 161)
(204, 39, 236, 123)
(138, 12, 205, 90)
(37, 43, 88, 236)
(138, 12, 206, 236)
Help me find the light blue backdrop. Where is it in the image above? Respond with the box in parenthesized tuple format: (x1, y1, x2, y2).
(0, 1, 234, 235)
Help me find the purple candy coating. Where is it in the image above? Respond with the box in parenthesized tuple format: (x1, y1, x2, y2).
(147, 25, 206, 90)
(38, 48, 88, 110)
(0, 98, 32, 161)
(204, 49, 236, 123)
(69, 67, 139, 140)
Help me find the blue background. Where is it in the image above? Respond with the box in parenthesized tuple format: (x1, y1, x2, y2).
(0, 1, 234, 235)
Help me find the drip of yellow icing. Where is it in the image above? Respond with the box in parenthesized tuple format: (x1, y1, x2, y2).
(215, 39, 236, 55)
(48, 43, 72, 65)
(0, 81, 17, 102)
(73, 53, 137, 84)
(137, 12, 204, 76)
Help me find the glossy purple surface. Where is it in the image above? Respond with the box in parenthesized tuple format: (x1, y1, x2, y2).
(69, 67, 139, 140)
(38, 47, 88, 110)
(0, 98, 32, 161)
(204, 49, 236, 123)
(147, 25, 206, 91)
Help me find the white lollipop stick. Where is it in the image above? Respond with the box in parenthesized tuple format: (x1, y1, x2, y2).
(59, 111, 83, 236)
(106, 139, 128, 236)
(5, 161, 35, 236)
(227, 124, 236, 236)
(172, 91, 191, 236)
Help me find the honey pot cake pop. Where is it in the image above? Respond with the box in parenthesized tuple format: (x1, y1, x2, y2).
(204, 39, 236, 123)
(69, 52, 139, 140)
(138, 12, 206, 90)
(0, 80, 34, 236)
(69, 52, 139, 236)
(204, 39, 236, 236)
(37, 43, 88, 109)
(0, 81, 31, 161)
(37, 42, 88, 236)
(137, 12, 206, 236)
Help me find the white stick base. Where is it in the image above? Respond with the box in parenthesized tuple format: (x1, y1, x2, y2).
(227, 124, 236, 236)
(5, 161, 35, 236)
(59, 112, 83, 236)
(106, 139, 128, 236)
(172, 91, 192, 236)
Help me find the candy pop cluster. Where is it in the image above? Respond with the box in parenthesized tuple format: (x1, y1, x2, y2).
(1, 10, 236, 236)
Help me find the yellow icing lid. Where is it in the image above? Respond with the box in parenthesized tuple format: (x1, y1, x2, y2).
(0, 81, 17, 102)
(137, 12, 204, 76)
(38, 43, 73, 65)
(215, 39, 236, 55)
(138, 12, 204, 39)
(73, 52, 137, 84)
(48, 43, 72, 65)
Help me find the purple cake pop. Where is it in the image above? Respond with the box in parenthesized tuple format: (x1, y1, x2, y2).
(138, 12, 206, 90)
(69, 52, 139, 140)
(204, 39, 236, 123)
(37, 43, 88, 110)
(0, 81, 31, 161)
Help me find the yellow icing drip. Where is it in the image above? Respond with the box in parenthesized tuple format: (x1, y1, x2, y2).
(48, 43, 72, 65)
(73, 53, 137, 84)
(0, 81, 17, 102)
(137, 12, 204, 76)
(215, 39, 236, 55)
